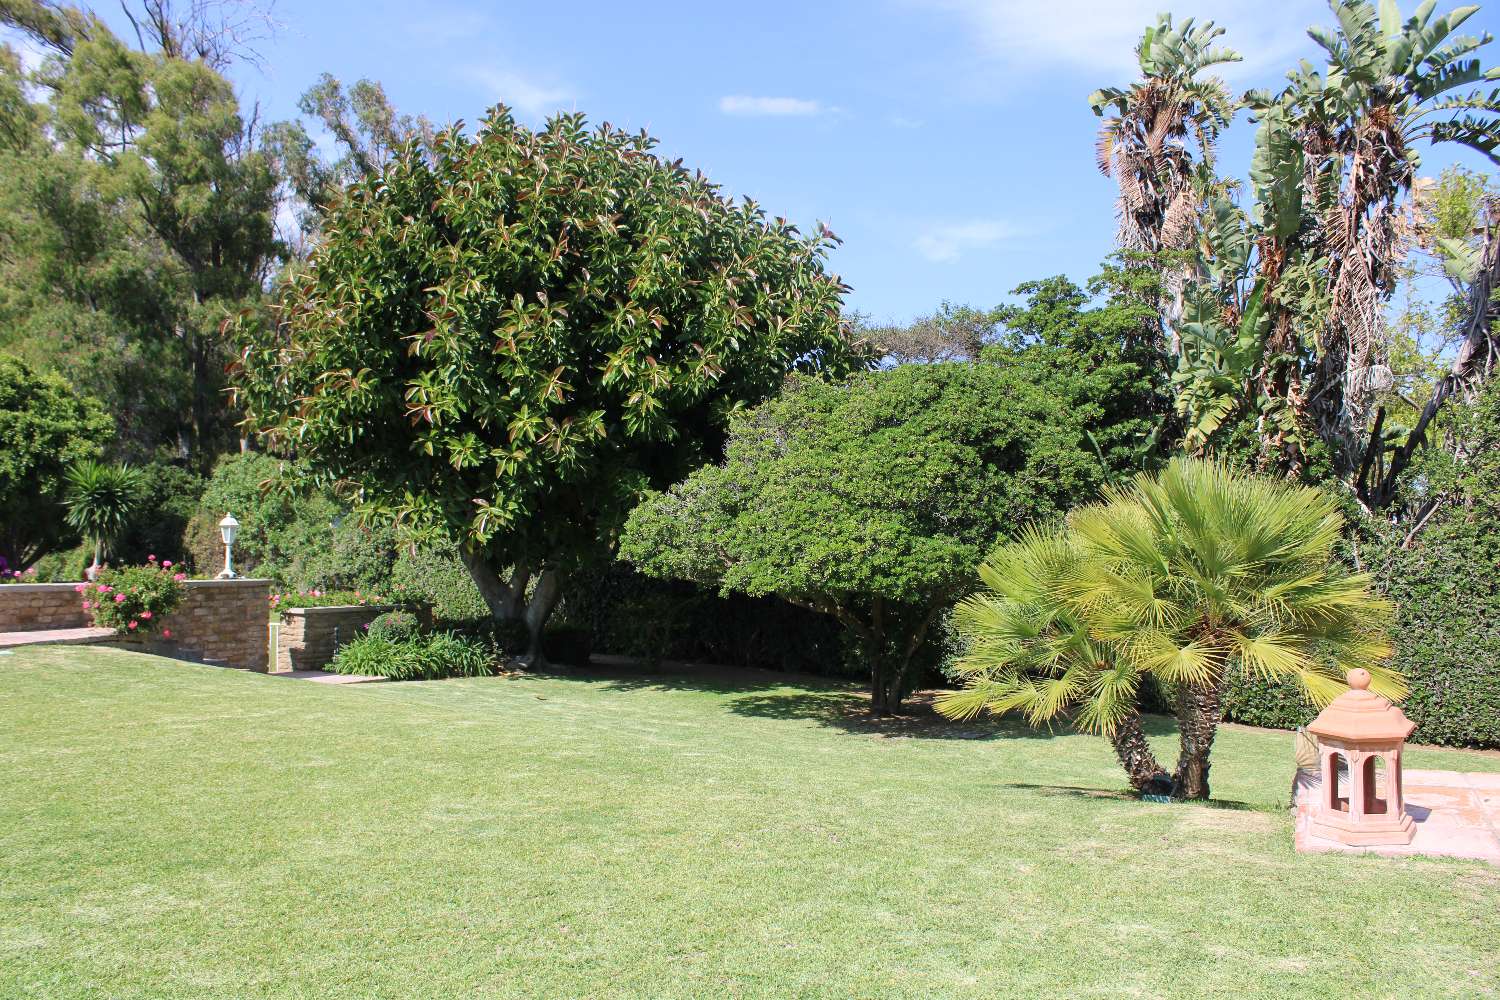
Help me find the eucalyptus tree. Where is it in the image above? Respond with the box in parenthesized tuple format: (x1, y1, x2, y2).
(231, 108, 869, 662)
(1089, 14, 1241, 347)
(940, 458, 1399, 800)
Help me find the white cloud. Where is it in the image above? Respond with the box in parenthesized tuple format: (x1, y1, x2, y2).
(907, 0, 1326, 83)
(913, 219, 1020, 262)
(888, 114, 924, 129)
(718, 95, 828, 117)
(467, 67, 574, 118)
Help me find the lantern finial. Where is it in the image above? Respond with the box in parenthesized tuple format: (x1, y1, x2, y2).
(1347, 668, 1371, 690)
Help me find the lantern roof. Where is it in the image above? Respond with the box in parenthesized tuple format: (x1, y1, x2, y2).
(1307, 668, 1415, 743)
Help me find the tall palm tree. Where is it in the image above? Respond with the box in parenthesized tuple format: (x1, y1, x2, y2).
(1090, 14, 1241, 347)
(939, 458, 1399, 800)
(63, 460, 144, 579)
(1248, 0, 1500, 477)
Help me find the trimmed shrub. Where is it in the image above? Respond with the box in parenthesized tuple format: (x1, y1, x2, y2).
(1218, 510, 1500, 748)
(269, 588, 392, 612)
(80, 560, 186, 635)
(367, 610, 420, 644)
(390, 540, 487, 623)
(328, 631, 499, 681)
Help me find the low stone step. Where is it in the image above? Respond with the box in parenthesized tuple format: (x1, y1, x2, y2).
(0, 627, 117, 648)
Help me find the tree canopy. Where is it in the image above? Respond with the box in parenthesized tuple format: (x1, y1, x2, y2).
(619, 363, 1103, 713)
(0, 353, 110, 569)
(231, 107, 869, 655)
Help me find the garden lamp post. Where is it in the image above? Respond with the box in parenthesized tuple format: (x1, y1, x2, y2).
(218, 513, 240, 580)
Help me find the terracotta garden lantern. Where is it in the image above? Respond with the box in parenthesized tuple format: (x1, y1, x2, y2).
(1307, 668, 1417, 846)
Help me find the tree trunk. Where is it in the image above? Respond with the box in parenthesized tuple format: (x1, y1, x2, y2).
(1108, 710, 1171, 794)
(522, 568, 562, 668)
(459, 549, 529, 622)
(1173, 682, 1224, 800)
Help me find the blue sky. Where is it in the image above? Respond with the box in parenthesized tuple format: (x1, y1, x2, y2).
(29, 0, 1500, 321)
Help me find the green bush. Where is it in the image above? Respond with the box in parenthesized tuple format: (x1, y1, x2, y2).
(26, 542, 91, 582)
(112, 460, 205, 566)
(81, 561, 186, 635)
(367, 610, 420, 644)
(1217, 510, 1500, 749)
(328, 631, 499, 681)
(390, 540, 487, 623)
(270, 588, 392, 612)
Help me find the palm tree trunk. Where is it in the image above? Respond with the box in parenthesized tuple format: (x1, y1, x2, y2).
(1173, 681, 1224, 800)
(1108, 710, 1170, 794)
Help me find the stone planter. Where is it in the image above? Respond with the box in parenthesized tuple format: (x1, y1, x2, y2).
(276, 605, 395, 673)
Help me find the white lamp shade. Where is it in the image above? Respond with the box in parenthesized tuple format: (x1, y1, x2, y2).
(219, 513, 240, 546)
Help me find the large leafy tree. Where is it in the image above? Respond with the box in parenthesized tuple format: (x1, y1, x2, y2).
(0, 353, 110, 569)
(620, 364, 1102, 714)
(940, 458, 1398, 800)
(231, 108, 868, 659)
(0, 1, 284, 461)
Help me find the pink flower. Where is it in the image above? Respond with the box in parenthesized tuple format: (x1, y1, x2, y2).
(140, 611, 152, 620)
(173, 573, 186, 582)
(74, 584, 86, 593)
(98, 586, 111, 594)
(163, 561, 172, 568)
(81, 601, 91, 610)
(148, 554, 156, 562)
(114, 594, 126, 603)
(127, 621, 138, 630)
(162, 629, 172, 638)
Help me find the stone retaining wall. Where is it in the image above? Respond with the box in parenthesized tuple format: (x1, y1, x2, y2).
(276, 605, 394, 673)
(0, 583, 89, 630)
(1, 579, 270, 671)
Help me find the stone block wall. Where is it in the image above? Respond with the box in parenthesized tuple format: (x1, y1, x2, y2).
(1, 579, 270, 671)
(276, 605, 394, 672)
(0, 584, 89, 630)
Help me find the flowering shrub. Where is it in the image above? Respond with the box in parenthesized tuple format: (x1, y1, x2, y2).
(268, 588, 391, 612)
(79, 556, 186, 636)
(0, 556, 37, 583)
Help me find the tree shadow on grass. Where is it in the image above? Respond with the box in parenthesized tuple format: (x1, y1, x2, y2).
(535, 655, 1092, 743)
(996, 782, 1266, 812)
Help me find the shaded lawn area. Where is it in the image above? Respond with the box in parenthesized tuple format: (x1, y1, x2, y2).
(1, 647, 1497, 999)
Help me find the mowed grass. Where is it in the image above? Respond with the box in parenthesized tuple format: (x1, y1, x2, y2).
(2, 646, 1498, 999)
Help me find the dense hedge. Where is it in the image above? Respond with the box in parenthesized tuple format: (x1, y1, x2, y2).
(1217, 510, 1500, 749)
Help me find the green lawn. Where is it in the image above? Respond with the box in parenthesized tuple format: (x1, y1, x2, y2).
(2, 646, 1497, 999)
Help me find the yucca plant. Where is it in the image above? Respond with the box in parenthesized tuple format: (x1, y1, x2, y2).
(63, 460, 144, 579)
(939, 458, 1400, 800)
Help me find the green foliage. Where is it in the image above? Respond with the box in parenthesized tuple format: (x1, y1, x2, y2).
(983, 274, 1175, 478)
(0, 353, 110, 568)
(328, 631, 499, 681)
(389, 540, 488, 624)
(0, 7, 284, 461)
(542, 624, 592, 667)
(367, 610, 420, 644)
(231, 107, 869, 622)
(270, 589, 391, 612)
(64, 460, 145, 566)
(111, 461, 205, 566)
(621, 364, 1101, 712)
(941, 458, 1398, 796)
(81, 561, 185, 635)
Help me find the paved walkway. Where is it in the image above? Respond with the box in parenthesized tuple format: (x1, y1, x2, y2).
(0, 627, 116, 649)
(1295, 768, 1500, 864)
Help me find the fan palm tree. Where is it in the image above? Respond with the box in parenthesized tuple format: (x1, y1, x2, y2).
(63, 460, 144, 579)
(1091, 14, 1241, 347)
(939, 458, 1399, 800)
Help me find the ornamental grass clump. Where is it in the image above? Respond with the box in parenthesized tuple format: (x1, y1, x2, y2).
(329, 631, 498, 681)
(79, 557, 186, 637)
